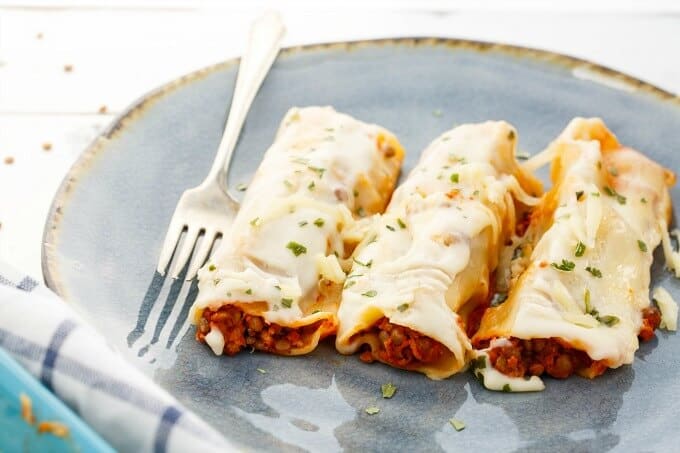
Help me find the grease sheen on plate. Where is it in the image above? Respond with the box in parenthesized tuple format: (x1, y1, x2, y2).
(43, 39, 680, 452)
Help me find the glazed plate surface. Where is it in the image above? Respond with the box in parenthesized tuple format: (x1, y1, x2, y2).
(43, 39, 680, 452)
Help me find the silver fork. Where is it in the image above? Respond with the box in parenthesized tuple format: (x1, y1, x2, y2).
(156, 12, 286, 280)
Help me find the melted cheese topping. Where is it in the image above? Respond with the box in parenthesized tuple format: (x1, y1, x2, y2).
(475, 118, 675, 369)
(653, 286, 678, 331)
(336, 121, 542, 379)
(191, 106, 404, 334)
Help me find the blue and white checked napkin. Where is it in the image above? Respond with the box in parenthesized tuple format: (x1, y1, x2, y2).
(0, 261, 233, 452)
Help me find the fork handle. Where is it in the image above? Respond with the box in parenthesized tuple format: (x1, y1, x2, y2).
(203, 11, 286, 189)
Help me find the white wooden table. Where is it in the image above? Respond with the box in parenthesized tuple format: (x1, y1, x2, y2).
(1, 2, 678, 279)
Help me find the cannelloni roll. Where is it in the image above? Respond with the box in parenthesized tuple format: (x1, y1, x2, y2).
(191, 106, 405, 356)
(335, 122, 542, 379)
(472, 118, 676, 391)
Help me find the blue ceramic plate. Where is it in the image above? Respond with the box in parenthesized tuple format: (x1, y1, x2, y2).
(0, 348, 113, 452)
(43, 39, 680, 451)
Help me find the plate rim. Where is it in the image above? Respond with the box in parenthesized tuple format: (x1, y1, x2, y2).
(41, 36, 680, 298)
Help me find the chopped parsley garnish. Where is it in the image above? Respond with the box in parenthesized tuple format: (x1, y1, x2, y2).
(286, 241, 307, 256)
(257, 368, 267, 374)
(281, 298, 293, 308)
(381, 383, 397, 399)
(591, 192, 601, 197)
(397, 218, 406, 229)
(491, 293, 508, 306)
(432, 109, 443, 117)
(598, 315, 620, 327)
(343, 280, 357, 289)
(208, 264, 216, 271)
(608, 167, 619, 176)
(309, 165, 326, 177)
(551, 259, 575, 272)
(585, 266, 603, 278)
(308, 181, 315, 191)
(641, 197, 647, 204)
(353, 257, 373, 268)
(441, 136, 450, 142)
(397, 303, 409, 312)
(502, 384, 512, 392)
(584, 288, 593, 314)
(574, 241, 586, 257)
(250, 217, 262, 227)
(284, 179, 293, 188)
(637, 240, 648, 252)
(365, 407, 380, 415)
(274, 285, 281, 290)
(449, 418, 465, 432)
(473, 189, 480, 196)
(313, 218, 325, 227)
(362, 290, 377, 297)
(356, 206, 366, 217)
(471, 355, 486, 370)
(603, 186, 626, 204)
(386, 225, 395, 231)
(450, 173, 459, 183)
(236, 183, 247, 191)
(516, 151, 531, 160)
(575, 191, 584, 201)
(298, 220, 308, 227)
(245, 288, 253, 295)
(353, 189, 359, 197)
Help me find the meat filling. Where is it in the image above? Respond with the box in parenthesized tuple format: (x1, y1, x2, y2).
(197, 305, 325, 355)
(357, 317, 447, 368)
(484, 306, 662, 379)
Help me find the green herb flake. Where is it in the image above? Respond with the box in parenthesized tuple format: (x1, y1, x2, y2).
(284, 179, 293, 189)
(286, 241, 307, 256)
(603, 186, 626, 204)
(432, 109, 443, 118)
(353, 257, 373, 268)
(591, 192, 601, 197)
(516, 151, 531, 160)
(356, 206, 366, 217)
(298, 220, 308, 227)
(381, 383, 397, 399)
(353, 189, 359, 197)
(386, 225, 395, 232)
(274, 285, 281, 290)
(574, 241, 586, 257)
(362, 290, 378, 298)
(313, 218, 325, 227)
(449, 418, 465, 432)
(551, 259, 576, 272)
(450, 173, 460, 183)
(608, 167, 619, 176)
(309, 165, 326, 177)
(641, 197, 647, 204)
(308, 181, 315, 191)
(245, 288, 253, 295)
(397, 218, 407, 229)
(208, 264, 216, 271)
(502, 384, 512, 393)
(250, 217, 262, 227)
(397, 303, 409, 312)
(281, 298, 293, 308)
(637, 240, 648, 252)
(473, 190, 480, 196)
(576, 191, 584, 201)
(365, 407, 380, 415)
(598, 315, 620, 327)
(584, 288, 592, 314)
(491, 293, 508, 306)
(343, 280, 357, 290)
(236, 183, 248, 191)
(257, 368, 267, 374)
(585, 266, 603, 278)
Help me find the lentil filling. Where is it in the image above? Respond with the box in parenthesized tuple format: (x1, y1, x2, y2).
(357, 317, 447, 368)
(481, 306, 662, 379)
(197, 305, 326, 355)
